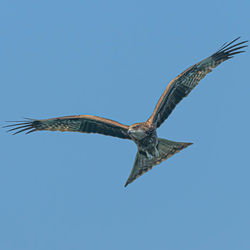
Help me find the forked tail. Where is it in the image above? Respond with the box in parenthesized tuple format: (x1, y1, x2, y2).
(125, 138, 192, 187)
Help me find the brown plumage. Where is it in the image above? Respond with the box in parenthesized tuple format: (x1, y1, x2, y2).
(5, 115, 130, 138)
(4, 37, 247, 187)
(147, 37, 248, 128)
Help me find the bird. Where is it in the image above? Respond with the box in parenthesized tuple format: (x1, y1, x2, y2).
(4, 37, 248, 187)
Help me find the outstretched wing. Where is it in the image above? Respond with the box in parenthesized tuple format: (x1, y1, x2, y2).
(147, 37, 248, 128)
(4, 115, 131, 139)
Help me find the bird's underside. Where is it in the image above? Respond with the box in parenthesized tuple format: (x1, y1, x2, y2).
(4, 37, 247, 187)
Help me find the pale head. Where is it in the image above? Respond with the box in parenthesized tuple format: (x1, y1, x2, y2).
(128, 123, 147, 140)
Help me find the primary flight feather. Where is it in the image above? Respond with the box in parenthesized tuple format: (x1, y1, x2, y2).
(5, 37, 247, 187)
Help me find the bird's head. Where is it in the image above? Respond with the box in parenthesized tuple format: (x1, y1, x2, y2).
(128, 123, 147, 140)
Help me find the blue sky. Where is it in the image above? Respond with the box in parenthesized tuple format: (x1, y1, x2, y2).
(1, 1, 250, 249)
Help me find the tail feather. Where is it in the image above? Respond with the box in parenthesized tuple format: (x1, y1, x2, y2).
(124, 138, 192, 187)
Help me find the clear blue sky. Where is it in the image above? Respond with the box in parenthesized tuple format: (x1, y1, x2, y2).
(1, 1, 250, 250)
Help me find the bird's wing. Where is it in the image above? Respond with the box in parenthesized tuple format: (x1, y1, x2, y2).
(4, 115, 131, 139)
(147, 37, 248, 128)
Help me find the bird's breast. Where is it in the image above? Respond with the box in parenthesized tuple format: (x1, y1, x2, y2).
(136, 130, 158, 152)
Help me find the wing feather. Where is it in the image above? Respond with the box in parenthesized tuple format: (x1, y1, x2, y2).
(4, 115, 131, 139)
(148, 37, 248, 128)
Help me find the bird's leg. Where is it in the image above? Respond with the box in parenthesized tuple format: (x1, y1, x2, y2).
(154, 146, 159, 157)
(146, 151, 153, 159)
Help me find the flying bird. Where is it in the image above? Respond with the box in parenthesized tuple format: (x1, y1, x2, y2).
(4, 37, 247, 187)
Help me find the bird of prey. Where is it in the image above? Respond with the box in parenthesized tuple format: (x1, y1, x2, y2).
(4, 37, 247, 187)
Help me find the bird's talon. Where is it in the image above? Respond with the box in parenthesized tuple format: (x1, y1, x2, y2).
(155, 146, 159, 157)
(146, 151, 153, 159)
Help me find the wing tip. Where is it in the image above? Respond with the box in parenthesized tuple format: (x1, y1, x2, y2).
(3, 119, 37, 135)
(213, 37, 248, 62)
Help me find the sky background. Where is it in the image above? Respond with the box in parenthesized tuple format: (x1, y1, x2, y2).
(1, 1, 250, 250)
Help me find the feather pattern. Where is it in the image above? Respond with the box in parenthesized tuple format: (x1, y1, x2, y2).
(148, 37, 248, 128)
(4, 115, 131, 139)
(3, 37, 247, 187)
(124, 139, 192, 187)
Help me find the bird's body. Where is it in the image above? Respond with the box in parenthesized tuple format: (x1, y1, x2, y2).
(128, 122, 158, 157)
(5, 37, 247, 187)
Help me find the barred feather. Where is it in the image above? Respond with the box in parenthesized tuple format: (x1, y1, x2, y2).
(4, 115, 131, 139)
(148, 37, 248, 128)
